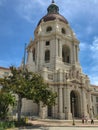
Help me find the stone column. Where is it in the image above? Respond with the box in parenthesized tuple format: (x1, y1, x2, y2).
(81, 88, 87, 116)
(58, 86, 64, 119)
(39, 40, 44, 69)
(59, 40, 62, 59)
(66, 86, 72, 119)
(52, 86, 58, 118)
(77, 46, 79, 62)
(39, 102, 47, 119)
(26, 49, 35, 71)
(88, 92, 93, 118)
(58, 69, 63, 82)
(56, 38, 58, 57)
(72, 43, 75, 64)
(36, 41, 39, 70)
(64, 87, 67, 119)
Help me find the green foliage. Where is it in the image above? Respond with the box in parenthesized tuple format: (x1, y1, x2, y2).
(0, 90, 16, 120)
(0, 66, 57, 121)
(0, 121, 15, 129)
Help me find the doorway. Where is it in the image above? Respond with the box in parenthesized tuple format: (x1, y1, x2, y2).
(70, 90, 80, 118)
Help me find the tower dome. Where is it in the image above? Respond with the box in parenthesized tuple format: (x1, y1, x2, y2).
(38, 0, 68, 26)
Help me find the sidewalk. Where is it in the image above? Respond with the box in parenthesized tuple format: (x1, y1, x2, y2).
(27, 119, 98, 127)
(6, 119, 98, 130)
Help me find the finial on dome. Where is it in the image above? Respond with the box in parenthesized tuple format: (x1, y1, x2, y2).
(48, 0, 59, 14)
(52, 0, 55, 3)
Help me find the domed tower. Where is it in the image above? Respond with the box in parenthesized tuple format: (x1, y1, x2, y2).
(26, 0, 92, 120)
(27, 0, 81, 72)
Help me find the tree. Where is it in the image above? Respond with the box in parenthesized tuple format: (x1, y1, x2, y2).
(0, 90, 16, 120)
(0, 66, 57, 121)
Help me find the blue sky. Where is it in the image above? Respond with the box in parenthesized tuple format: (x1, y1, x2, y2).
(0, 0, 98, 85)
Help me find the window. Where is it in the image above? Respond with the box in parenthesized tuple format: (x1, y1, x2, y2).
(97, 106, 98, 113)
(46, 41, 50, 46)
(48, 74, 53, 80)
(4, 72, 9, 76)
(96, 97, 98, 102)
(91, 96, 93, 102)
(46, 26, 52, 32)
(33, 48, 35, 61)
(45, 50, 50, 62)
(61, 28, 66, 34)
(62, 45, 70, 63)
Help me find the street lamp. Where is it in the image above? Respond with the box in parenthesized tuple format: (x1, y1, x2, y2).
(90, 108, 93, 119)
(72, 97, 75, 125)
(65, 107, 67, 119)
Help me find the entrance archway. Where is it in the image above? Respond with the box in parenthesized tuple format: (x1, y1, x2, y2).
(48, 106, 52, 117)
(70, 90, 81, 118)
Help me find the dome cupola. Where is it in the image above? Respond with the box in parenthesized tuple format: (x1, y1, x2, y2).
(38, 0, 68, 26)
(47, 0, 59, 14)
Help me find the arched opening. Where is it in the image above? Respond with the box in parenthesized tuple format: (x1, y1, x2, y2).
(45, 50, 50, 63)
(61, 28, 66, 34)
(62, 45, 70, 63)
(48, 106, 52, 117)
(46, 26, 52, 32)
(70, 90, 80, 118)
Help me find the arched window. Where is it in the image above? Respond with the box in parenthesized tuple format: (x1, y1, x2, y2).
(61, 28, 66, 34)
(46, 26, 52, 32)
(62, 45, 70, 63)
(45, 50, 50, 62)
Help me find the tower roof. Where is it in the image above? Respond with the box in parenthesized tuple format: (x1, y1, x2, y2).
(38, 1, 68, 26)
(47, 0, 59, 14)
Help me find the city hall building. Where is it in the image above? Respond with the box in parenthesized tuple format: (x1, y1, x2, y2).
(25, 0, 98, 119)
(0, 1, 98, 120)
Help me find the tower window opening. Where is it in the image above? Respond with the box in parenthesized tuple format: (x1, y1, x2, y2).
(61, 28, 66, 34)
(96, 97, 98, 102)
(46, 41, 50, 46)
(46, 26, 52, 32)
(45, 50, 50, 63)
(67, 56, 70, 63)
(62, 45, 70, 63)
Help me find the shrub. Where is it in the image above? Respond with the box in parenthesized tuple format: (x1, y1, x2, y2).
(0, 121, 15, 129)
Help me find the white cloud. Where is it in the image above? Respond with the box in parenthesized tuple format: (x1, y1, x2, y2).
(79, 37, 98, 86)
(89, 74, 98, 85)
(86, 26, 93, 35)
(15, 0, 49, 23)
(90, 37, 98, 51)
(80, 42, 88, 51)
(90, 37, 98, 60)
(83, 37, 98, 85)
(14, 0, 98, 26)
(60, 0, 98, 18)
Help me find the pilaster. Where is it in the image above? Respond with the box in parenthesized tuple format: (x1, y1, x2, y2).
(81, 88, 87, 116)
(39, 102, 47, 119)
(58, 86, 65, 119)
(66, 86, 72, 119)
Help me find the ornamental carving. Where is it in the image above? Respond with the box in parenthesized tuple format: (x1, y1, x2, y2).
(65, 66, 82, 84)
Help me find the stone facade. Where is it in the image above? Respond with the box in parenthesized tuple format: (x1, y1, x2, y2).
(26, 1, 98, 119)
(0, 1, 98, 120)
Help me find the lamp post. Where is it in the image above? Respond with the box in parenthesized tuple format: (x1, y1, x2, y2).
(90, 108, 92, 117)
(72, 97, 75, 125)
(65, 107, 67, 119)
